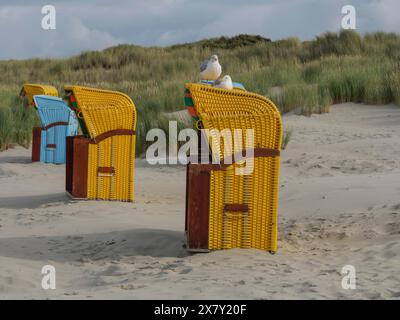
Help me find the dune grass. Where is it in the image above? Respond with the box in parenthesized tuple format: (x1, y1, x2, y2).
(0, 31, 399, 152)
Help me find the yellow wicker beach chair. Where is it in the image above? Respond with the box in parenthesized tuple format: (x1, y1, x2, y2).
(64, 86, 137, 202)
(184, 84, 282, 252)
(20, 84, 58, 106)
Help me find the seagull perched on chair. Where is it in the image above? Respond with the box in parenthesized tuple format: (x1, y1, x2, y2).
(200, 54, 222, 81)
(213, 75, 233, 90)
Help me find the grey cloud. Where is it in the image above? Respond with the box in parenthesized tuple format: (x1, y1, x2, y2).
(0, 0, 399, 59)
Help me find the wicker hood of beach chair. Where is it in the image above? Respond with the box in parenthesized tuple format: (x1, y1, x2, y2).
(64, 86, 137, 202)
(184, 83, 282, 253)
(32, 95, 78, 164)
(20, 84, 58, 106)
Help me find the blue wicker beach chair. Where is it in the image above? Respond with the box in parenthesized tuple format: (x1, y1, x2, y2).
(33, 95, 78, 164)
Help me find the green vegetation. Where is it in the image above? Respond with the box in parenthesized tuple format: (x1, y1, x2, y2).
(0, 89, 39, 150)
(171, 34, 271, 50)
(0, 31, 399, 152)
(281, 129, 293, 150)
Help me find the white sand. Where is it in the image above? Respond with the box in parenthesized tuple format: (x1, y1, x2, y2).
(0, 103, 399, 299)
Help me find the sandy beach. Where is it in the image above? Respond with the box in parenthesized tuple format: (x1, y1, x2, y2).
(0, 102, 399, 299)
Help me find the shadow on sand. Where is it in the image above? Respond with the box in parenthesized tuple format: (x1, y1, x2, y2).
(0, 229, 187, 261)
(0, 193, 72, 209)
(0, 155, 32, 164)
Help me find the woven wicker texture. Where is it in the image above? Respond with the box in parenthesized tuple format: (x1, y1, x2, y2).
(185, 83, 282, 252)
(21, 84, 58, 105)
(33, 95, 78, 164)
(64, 86, 137, 201)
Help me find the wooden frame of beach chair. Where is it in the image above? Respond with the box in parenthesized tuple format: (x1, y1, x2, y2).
(32, 95, 78, 164)
(19, 84, 59, 161)
(184, 84, 282, 253)
(64, 86, 137, 202)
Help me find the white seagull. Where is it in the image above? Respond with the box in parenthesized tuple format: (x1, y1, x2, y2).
(200, 54, 222, 81)
(213, 75, 233, 90)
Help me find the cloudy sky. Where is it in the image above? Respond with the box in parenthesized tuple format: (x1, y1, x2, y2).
(0, 0, 399, 60)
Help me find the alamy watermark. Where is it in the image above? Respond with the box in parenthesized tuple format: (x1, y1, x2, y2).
(146, 121, 256, 176)
(41, 5, 56, 30)
(41, 265, 56, 290)
(341, 5, 356, 30)
(341, 265, 356, 290)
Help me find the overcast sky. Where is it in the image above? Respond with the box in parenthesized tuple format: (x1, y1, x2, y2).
(0, 0, 399, 60)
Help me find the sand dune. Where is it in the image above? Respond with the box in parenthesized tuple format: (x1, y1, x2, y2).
(0, 103, 399, 299)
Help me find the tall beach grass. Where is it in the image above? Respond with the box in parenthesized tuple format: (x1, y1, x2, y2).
(0, 31, 399, 153)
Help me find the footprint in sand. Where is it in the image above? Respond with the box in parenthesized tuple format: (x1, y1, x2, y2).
(284, 267, 293, 273)
(384, 222, 400, 235)
(179, 267, 193, 274)
(365, 291, 382, 299)
(387, 289, 400, 298)
(392, 204, 400, 211)
(97, 265, 128, 277)
(119, 284, 146, 290)
(67, 236, 84, 242)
